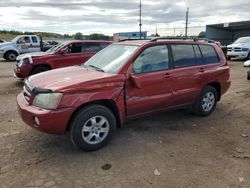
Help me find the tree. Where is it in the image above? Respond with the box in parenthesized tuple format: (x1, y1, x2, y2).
(198, 31, 205, 38)
(74, 32, 83, 40)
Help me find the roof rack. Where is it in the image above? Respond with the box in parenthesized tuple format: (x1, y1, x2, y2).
(118, 39, 148, 42)
(150, 37, 204, 42)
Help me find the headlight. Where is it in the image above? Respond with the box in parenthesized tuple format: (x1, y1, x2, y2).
(242, 48, 249, 52)
(33, 93, 63, 109)
(18, 58, 30, 67)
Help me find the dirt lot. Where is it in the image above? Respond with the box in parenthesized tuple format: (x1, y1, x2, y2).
(0, 59, 249, 188)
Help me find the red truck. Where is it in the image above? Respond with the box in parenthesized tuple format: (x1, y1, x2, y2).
(17, 39, 231, 151)
(14, 40, 111, 79)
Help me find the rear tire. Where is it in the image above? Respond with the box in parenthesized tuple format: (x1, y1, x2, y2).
(5, 51, 17, 61)
(30, 66, 49, 76)
(193, 86, 218, 116)
(70, 105, 116, 151)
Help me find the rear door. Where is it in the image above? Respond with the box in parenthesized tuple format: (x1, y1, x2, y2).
(169, 44, 203, 106)
(199, 44, 221, 83)
(29, 36, 40, 52)
(81, 42, 102, 64)
(126, 45, 174, 118)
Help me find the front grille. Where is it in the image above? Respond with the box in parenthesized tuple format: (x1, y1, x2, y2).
(234, 48, 241, 52)
(227, 47, 232, 52)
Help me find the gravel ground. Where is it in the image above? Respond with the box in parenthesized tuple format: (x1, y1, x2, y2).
(0, 59, 249, 188)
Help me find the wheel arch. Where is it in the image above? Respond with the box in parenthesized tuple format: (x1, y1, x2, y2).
(66, 99, 121, 131)
(29, 64, 51, 75)
(206, 82, 221, 101)
(4, 50, 19, 59)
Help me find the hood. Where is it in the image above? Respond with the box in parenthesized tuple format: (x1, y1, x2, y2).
(227, 43, 250, 48)
(0, 42, 15, 48)
(17, 52, 48, 60)
(27, 66, 125, 93)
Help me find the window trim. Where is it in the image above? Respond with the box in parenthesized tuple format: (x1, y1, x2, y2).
(131, 44, 171, 75)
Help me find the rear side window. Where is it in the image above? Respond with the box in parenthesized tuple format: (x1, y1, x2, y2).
(171, 44, 196, 68)
(100, 43, 110, 50)
(82, 43, 101, 52)
(133, 45, 169, 74)
(31, 37, 38, 43)
(199, 45, 219, 64)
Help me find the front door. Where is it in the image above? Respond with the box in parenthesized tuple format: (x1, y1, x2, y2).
(126, 45, 174, 118)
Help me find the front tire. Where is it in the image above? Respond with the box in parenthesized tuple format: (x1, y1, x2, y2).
(5, 51, 17, 61)
(70, 105, 116, 151)
(193, 86, 218, 116)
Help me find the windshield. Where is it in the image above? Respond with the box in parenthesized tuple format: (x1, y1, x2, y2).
(233, 37, 250, 44)
(84, 44, 138, 74)
(46, 43, 65, 54)
(11, 36, 20, 43)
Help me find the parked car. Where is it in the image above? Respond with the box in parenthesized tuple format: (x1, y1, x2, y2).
(0, 35, 42, 61)
(244, 60, 250, 80)
(227, 37, 250, 60)
(17, 39, 231, 151)
(14, 40, 112, 79)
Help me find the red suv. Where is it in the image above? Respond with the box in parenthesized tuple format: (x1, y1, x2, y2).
(17, 39, 231, 151)
(14, 40, 111, 79)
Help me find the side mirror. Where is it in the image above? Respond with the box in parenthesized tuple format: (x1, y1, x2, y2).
(130, 74, 141, 89)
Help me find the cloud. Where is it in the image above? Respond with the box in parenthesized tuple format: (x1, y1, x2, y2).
(0, 0, 249, 35)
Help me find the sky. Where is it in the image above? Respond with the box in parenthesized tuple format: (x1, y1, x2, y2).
(0, 0, 249, 36)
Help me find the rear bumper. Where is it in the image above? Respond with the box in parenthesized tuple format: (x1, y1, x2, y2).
(17, 93, 75, 134)
(221, 80, 231, 96)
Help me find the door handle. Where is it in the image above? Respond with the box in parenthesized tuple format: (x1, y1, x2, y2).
(163, 73, 171, 78)
(199, 68, 205, 73)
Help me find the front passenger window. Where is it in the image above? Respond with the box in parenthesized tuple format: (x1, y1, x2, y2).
(133, 45, 169, 74)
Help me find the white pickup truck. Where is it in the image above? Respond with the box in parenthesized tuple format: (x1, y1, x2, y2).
(227, 37, 250, 60)
(0, 35, 42, 61)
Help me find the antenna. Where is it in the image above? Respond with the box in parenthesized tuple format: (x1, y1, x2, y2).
(139, 0, 142, 39)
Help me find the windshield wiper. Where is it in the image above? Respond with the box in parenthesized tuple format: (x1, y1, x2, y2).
(86, 65, 105, 72)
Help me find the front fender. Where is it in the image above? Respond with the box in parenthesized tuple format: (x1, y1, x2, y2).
(58, 86, 124, 108)
(1, 46, 19, 55)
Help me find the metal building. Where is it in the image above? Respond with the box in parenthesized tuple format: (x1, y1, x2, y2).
(206, 20, 250, 45)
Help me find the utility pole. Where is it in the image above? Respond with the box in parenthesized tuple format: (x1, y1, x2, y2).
(185, 8, 189, 37)
(139, 0, 142, 39)
(174, 28, 176, 36)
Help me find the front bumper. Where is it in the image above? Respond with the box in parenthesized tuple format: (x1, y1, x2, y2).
(17, 93, 75, 134)
(227, 51, 249, 59)
(14, 64, 33, 80)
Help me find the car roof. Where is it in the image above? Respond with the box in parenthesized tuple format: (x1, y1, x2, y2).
(68, 40, 112, 43)
(116, 39, 213, 47)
